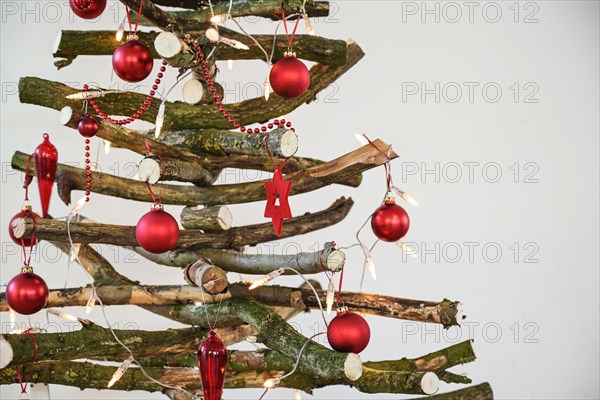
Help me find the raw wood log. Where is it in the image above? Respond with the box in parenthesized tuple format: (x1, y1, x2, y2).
(135, 241, 346, 274)
(183, 259, 229, 293)
(180, 205, 233, 231)
(160, 127, 298, 158)
(35, 40, 363, 130)
(13, 197, 354, 250)
(11, 135, 389, 206)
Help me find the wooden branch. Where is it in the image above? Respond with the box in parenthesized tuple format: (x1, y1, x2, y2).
(364, 340, 476, 372)
(180, 205, 233, 231)
(36, 40, 362, 130)
(0, 283, 460, 327)
(12, 134, 388, 206)
(408, 383, 494, 400)
(160, 127, 299, 158)
(231, 285, 464, 327)
(183, 259, 229, 293)
(0, 323, 251, 368)
(14, 197, 353, 250)
(135, 241, 345, 274)
(54, 29, 346, 69)
(56, 109, 356, 186)
(147, 0, 330, 21)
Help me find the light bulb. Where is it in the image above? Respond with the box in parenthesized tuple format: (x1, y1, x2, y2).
(395, 241, 418, 257)
(304, 17, 315, 36)
(227, 59, 234, 70)
(326, 281, 335, 314)
(392, 187, 419, 206)
(69, 243, 82, 262)
(210, 14, 230, 23)
(249, 268, 285, 290)
(263, 378, 280, 388)
(104, 140, 111, 154)
(154, 102, 166, 138)
(108, 356, 134, 388)
(47, 309, 78, 322)
(220, 36, 249, 50)
(366, 256, 376, 280)
(116, 23, 125, 41)
(354, 133, 369, 146)
(264, 68, 271, 100)
(294, 389, 302, 400)
(205, 28, 220, 42)
(85, 292, 97, 314)
(69, 196, 87, 219)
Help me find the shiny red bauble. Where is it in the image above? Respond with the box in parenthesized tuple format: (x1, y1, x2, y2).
(198, 329, 227, 400)
(6, 269, 49, 315)
(136, 205, 179, 253)
(327, 309, 370, 353)
(77, 114, 99, 137)
(269, 55, 310, 99)
(8, 206, 40, 246)
(113, 40, 154, 83)
(370, 198, 410, 242)
(35, 133, 58, 218)
(69, 0, 106, 19)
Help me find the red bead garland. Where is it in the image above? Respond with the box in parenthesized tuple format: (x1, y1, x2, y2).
(184, 36, 294, 134)
(84, 60, 168, 126)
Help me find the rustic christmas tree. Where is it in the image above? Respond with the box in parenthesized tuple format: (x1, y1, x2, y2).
(1, 1, 493, 399)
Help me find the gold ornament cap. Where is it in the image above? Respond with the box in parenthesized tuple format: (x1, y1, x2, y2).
(151, 203, 164, 211)
(21, 204, 33, 212)
(336, 306, 349, 314)
(20, 266, 33, 274)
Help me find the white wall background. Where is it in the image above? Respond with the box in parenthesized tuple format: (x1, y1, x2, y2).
(1, 1, 599, 399)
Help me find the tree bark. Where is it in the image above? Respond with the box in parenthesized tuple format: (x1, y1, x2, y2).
(180, 205, 233, 231)
(408, 382, 494, 400)
(13, 197, 353, 250)
(28, 41, 363, 130)
(135, 241, 345, 274)
(160, 127, 298, 158)
(53, 30, 346, 69)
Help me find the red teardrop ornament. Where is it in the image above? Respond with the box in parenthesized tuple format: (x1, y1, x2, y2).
(34, 133, 58, 218)
(8, 206, 40, 246)
(69, 0, 106, 19)
(112, 40, 154, 83)
(198, 329, 227, 400)
(6, 268, 49, 315)
(135, 205, 179, 254)
(269, 55, 310, 99)
(327, 309, 371, 354)
(370, 198, 410, 242)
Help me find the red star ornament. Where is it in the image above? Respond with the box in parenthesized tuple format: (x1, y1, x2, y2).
(264, 164, 292, 236)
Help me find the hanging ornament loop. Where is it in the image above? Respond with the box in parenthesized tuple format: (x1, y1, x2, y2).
(125, 0, 144, 37)
(281, 4, 302, 51)
(14, 329, 39, 395)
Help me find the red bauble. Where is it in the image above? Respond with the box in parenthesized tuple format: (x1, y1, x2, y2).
(77, 114, 99, 137)
(327, 309, 370, 353)
(198, 329, 227, 400)
(8, 206, 40, 246)
(35, 133, 58, 218)
(269, 55, 310, 99)
(370, 198, 410, 242)
(6, 269, 49, 315)
(69, 0, 106, 19)
(112, 40, 154, 83)
(136, 205, 179, 253)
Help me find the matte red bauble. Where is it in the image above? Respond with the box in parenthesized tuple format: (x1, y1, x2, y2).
(327, 308, 370, 353)
(370, 197, 410, 242)
(136, 205, 179, 253)
(35, 133, 58, 218)
(69, 0, 106, 19)
(6, 268, 49, 315)
(8, 206, 40, 246)
(269, 55, 310, 99)
(77, 114, 99, 137)
(198, 329, 227, 400)
(113, 40, 154, 83)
